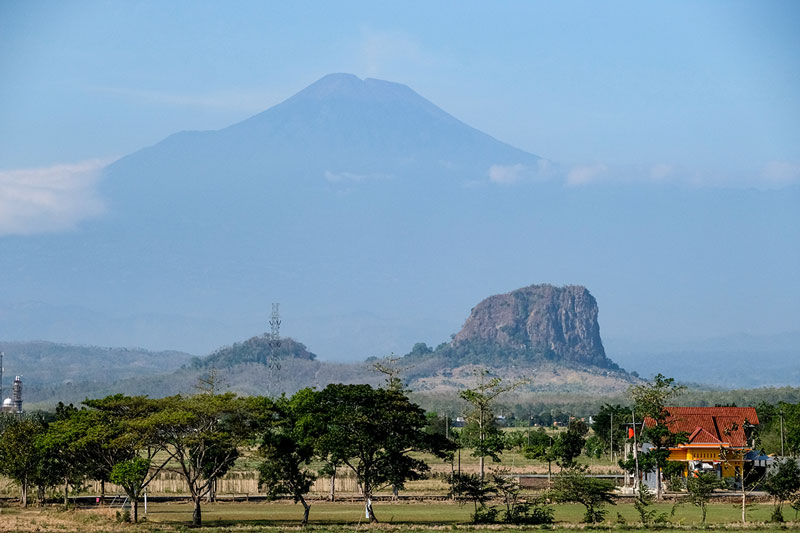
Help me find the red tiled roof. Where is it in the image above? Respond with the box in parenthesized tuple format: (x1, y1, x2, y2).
(687, 427, 722, 445)
(645, 406, 758, 448)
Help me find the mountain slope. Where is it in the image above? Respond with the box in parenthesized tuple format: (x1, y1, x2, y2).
(1, 73, 797, 365)
(0, 340, 192, 387)
(101, 73, 545, 219)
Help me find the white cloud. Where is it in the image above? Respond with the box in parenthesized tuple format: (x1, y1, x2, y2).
(760, 161, 800, 186)
(566, 163, 608, 186)
(324, 170, 391, 183)
(488, 163, 526, 184)
(0, 159, 109, 235)
(488, 160, 557, 185)
(649, 163, 673, 181)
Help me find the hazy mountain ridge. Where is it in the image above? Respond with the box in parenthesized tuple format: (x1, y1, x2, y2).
(0, 340, 193, 388)
(1, 73, 797, 365)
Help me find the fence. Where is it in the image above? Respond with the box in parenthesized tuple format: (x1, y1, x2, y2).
(1, 471, 363, 499)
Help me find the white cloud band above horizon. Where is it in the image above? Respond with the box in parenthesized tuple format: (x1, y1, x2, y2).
(0, 159, 110, 236)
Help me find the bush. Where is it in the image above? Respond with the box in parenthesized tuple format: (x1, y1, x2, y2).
(472, 505, 499, 524)
(552, 466, 616, 524)
(505, 499, 555, 525)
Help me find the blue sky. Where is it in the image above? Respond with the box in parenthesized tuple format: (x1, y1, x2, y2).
(2, 1, 798, 183)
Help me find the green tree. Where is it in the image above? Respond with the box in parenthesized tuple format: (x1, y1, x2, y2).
(763, 457, 800, 522)
(449, 472, 496, 520)
(0, 416, 46, 507)
(257, 391, 317, 526)
(553, 419, 588, 468)
(459, 370, 525, 482)
(38, 413, 97, 506)
(584, 435, 604, 461)
(552, 466, 616, 523)
(629, 373, 686, 499)
(524, 427, 557, 486)
(314, 383, 451, 522)
(109, 458, 150, 523)
(135, 393, 256, 527)
(591, 404, 630, 459)
(84, 394, 173, 513)
(686, 472, 723, 523)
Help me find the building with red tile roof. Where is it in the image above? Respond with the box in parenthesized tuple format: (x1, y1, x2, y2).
(646, 406, 759, 479)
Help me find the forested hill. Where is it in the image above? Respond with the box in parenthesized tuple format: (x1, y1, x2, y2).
(191, 335, 316, 369)
(0, 340, 193, 386)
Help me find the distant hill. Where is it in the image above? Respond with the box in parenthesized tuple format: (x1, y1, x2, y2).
(193, 335, 316, 369)
(605, 332, 800, 388)
(0, 340, 192, 387)
(17, 283, 641, 406)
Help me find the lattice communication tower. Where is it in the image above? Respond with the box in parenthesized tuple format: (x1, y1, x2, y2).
(269, 303, 281, 369)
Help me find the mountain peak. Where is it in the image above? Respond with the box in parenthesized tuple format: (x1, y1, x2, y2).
(290, 72, 420, 105)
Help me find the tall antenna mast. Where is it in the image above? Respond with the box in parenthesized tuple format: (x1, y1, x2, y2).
(269, 303, 281, 369)
(0, 351, 4, 400)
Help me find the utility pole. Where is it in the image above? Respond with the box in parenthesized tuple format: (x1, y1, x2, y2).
(632, 408, 640, 491)
(610, 411, 614, 462)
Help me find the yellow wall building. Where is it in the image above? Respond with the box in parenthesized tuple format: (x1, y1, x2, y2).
(654, 407, 758, 479)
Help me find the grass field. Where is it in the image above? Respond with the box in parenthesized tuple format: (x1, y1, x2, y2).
(139, 500, 788, 527)
(1, 500, 796, 532)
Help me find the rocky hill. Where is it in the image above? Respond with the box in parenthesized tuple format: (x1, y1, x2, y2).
(449, 284, 613, 368)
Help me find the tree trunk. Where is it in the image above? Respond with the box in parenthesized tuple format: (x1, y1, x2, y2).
(20, 478, 28, 508)
(392, 485, 399, 501)
(206, 479, 216, 503)
(133, 499, 139, 523)
(192, 498, 202, 527)
(64, 477, 69, 506)
(37, 485, 44, 507)
(742, 490, 746, 523)
(329, 469, 336, 502)
(366, 497, 378, 523)
(300, 495, 311, 526)
(656, 465, 662, 501)
(479, 408, 485, 482)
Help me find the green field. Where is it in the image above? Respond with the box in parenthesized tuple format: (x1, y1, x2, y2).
(0, 501, 795, 533)
(139, 500, 785, 527)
